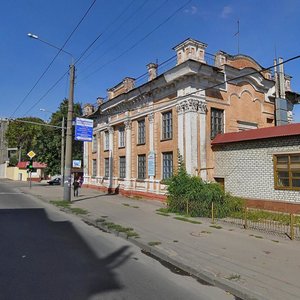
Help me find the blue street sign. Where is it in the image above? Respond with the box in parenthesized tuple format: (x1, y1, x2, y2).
(75, 117, 93, 142)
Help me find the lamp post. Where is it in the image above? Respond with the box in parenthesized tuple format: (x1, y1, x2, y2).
(29, 33, 75, 201)
(40, 108, 65, 186)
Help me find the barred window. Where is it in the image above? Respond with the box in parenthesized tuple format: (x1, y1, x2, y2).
(104, 131, 109, 150)
(92, 159, 97, 177)
(137, 119, 145, 144)
(162, 152, 173, 180)
(162, 111, 172, 140)
(211, 108, 224, 139)
(104, 158, 109, 178)
(119, 156, 126, 179)
(119, 126, 125, 148)
(274, 154, 300, 190)
(137, 155, 146, 179)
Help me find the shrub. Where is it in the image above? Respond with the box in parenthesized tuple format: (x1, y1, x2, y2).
(166, 165, 244, 218)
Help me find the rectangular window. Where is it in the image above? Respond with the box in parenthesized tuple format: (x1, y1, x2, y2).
(118, 126, 125, 148)
(137, 119, 145, 144)
(162, 152, 173, 180)
(162, 111, 172, 140)
(92, 159, 97, 177)
(211, 108, 224, 139)
(274, 154, 300, 190)
(119, 156, 126, 179)
(104, 131, 109, 150)
(104, 158, 109, 178)
(137, 154, 146, 179)
(92, 135, 97, 153)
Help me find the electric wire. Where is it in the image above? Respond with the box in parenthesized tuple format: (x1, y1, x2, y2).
(79, 0, 192, 82)
(10, 0, 97, 118)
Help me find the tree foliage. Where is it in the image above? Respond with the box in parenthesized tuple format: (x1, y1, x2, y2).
(6, 99, 83, 176)
(6, 117, 46, 161)
(37, 98, 83, 175)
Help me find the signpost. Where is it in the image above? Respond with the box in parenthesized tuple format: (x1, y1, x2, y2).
(27, 150, 36, 189)
(75, 118, 93, 142)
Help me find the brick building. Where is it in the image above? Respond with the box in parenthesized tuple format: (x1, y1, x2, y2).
(83, 38, 299, 199)
(212, 123, 300, 208)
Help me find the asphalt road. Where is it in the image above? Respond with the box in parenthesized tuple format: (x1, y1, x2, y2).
(0, 180, 234, 300)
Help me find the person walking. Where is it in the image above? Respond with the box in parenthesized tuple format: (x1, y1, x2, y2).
(73, 178, 80, 197)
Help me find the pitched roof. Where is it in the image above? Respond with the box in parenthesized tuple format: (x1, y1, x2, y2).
(17, 161, 47, 169)
(211, 123, 300, 145)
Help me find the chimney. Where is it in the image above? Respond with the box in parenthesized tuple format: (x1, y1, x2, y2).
(96, 97, 104, 106)
(173, 38, 207, 65)
(123, 77, 135, 92)
(147, 63, 158, 81)
(214, 51, 227, 69)
(83, 104, 94, 116)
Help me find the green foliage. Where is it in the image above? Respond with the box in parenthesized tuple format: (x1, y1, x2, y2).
(6, 117, 46, 161)
(8, 156, 18, 166)
(166, 164, 245, 218)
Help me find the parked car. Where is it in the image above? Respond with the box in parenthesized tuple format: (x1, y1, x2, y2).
(47, 178, 61, 185)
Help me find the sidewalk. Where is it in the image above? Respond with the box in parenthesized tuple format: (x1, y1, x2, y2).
(17, 182, 300, 300)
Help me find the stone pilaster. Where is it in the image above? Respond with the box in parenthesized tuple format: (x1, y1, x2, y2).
(108, 126, 114, 189)
(124, 120, 132, 189)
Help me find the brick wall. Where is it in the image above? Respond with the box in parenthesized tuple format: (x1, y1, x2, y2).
(214, 136, 300, 203)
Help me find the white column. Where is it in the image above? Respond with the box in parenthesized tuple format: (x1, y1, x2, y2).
(124, 120, 132, 189)
(148, 113, 154, 191)
(184, 101, 198, 175)
(177, 108, 184, 157)
(83, 141, 89, 184)
(108, 126, 114, 189)
(96, 131, 101, 177)
(199, 103, 207, 180)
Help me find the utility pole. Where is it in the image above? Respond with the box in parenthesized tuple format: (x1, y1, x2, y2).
(63, 64, 75, 201)
(61, 116, 65, 187)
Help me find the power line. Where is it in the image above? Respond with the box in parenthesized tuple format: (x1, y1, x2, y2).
(79, 0, 191, 82)
(75, 0, 139, 66)
(10, 0, 97, 118)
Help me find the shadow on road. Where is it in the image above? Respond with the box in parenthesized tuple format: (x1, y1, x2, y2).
(0, 208, 130, 300)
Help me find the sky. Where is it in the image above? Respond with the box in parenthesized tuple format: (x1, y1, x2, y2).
(1, 0, 300, 122)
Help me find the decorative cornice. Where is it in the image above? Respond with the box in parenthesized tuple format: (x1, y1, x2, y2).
(176, 98, 207, 114)
(108, 126, 114, 134)
(124, 120, 132, 130)
(148, 113, 154, 123)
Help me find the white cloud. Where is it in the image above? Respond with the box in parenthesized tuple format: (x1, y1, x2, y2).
(221, 6, 233, 18)
(184, 5, 198, 15)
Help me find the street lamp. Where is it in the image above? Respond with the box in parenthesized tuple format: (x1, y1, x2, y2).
(29, 33, 75, 201)
(40, 108, 65, 187)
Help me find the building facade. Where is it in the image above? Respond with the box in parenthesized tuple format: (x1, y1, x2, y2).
(212, 123, 300, 207)
(83, 38, 298, 199)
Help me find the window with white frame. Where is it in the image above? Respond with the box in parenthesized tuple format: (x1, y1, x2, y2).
(137, 119, 145, 144)
(92, 135, 97, 153)
(119, 156, 126, 179)
(162, 111, 172, 140)
(104, 131, 109, 150)
(162, 152, 173, 180)
(104, 158, 109, 177)
(118, 126, 125, 148)
(92, 159, 97, 177)
(137, 154, 146, 179)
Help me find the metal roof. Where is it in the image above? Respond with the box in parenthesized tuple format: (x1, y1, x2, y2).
(211, 123, 300, 145)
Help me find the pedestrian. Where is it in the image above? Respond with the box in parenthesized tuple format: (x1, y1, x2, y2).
(73, 178, 80, 197)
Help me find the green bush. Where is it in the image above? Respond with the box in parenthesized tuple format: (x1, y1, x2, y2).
(166, 164, 244, 218)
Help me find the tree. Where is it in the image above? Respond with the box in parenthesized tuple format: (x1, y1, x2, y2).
(36, 99, 83, 175)
(5, 117, 45, 161)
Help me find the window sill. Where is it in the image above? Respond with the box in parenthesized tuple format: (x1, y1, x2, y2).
(160, 138, 172, 142)
(137, 143, 146, 146)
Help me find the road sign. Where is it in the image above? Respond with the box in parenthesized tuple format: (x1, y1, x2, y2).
(27, 151, 36, 158)
(75, 117, 93, 142)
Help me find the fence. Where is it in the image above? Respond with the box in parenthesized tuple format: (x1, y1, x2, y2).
(216, 206, 300, 241)
(168, 199, 300, 240)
